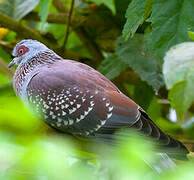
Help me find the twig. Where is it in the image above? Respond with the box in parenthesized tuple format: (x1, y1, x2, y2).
(62, 0, 75, 51)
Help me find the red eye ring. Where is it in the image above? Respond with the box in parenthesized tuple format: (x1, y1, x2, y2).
(19, 49, 23, 54)
(17, 45, 29, 57)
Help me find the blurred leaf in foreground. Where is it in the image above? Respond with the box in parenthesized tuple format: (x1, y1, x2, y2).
(0, 96, 41, 133)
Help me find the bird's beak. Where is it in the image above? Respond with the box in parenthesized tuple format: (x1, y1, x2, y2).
(8, 58, 16, 68)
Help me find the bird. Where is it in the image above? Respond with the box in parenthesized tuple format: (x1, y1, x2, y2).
(8, 39, 188, 162)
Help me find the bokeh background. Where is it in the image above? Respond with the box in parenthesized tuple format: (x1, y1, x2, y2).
(0, 0, 194, 179)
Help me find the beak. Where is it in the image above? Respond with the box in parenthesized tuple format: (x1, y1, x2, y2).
(8, 58, 16, 68)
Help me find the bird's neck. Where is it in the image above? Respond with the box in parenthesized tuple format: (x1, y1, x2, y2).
(13, 51, 61, 97)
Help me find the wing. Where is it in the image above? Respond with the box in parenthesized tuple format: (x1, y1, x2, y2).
(26, 60, 188, 160)
(91, 91, 188, 160)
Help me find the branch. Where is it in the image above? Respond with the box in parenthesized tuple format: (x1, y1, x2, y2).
(62, 0, 75, 51)
(24, 12, 85, 26)
(0, 13, 56, 49)
(25, 12, 117, 52)
(0, 13, 87, 61)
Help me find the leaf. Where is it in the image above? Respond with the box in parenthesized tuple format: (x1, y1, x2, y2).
(168, 81, 191, 120)
(122, 0, 153, 39)
(38, 0, 52, 23)
(98, 54, 128, 80)
(182, 117, 194, 138)
(146, 0, 194, 61)
(188, 31, 194, 41)
(116, 34, 164, 90)
(85, 0, 116, 14)
(163, 42, 194, 119)
(0, 0, 39, 20)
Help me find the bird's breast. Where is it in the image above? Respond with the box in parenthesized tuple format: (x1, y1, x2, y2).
(13, 64, 40, 101)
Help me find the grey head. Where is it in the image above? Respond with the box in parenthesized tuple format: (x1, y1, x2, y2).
(8, 39, 52, 68)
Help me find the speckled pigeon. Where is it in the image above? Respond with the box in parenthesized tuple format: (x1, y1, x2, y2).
(9, 39, 188, 162)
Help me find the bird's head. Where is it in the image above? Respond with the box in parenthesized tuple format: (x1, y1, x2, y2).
(8, 39, 50, 68)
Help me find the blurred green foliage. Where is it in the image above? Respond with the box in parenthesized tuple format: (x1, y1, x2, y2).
(0, 0, 194, 179)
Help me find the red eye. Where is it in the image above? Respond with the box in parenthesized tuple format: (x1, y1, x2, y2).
(17, 45, 29, 57)
(19, 49, 23, 54)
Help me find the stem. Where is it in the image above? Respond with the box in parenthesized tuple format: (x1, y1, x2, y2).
(62, 0, 75, 51)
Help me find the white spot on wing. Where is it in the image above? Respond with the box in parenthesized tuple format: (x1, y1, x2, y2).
(106, 102, 110, 107)
(68, 119, 74, 125)
(107, 113, 112, 119)
(108, 106, 113, 112)
(58, 118, 62, 123)
(90, 101, 95, 106)
(69, 107, 76, 114)
(62, 111, 66, 116)
(76, 104, 81, 108)
(101, 120, 106, 126)
(82, 97, 86, 102)
(52, 115, 56, 119)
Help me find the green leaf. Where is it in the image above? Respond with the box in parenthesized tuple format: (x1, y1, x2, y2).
(86, 0, 116, 14)
(188, 31, 194, 41)
(163, 42, 194, 119)
(122, 0, 153, 39)
(38, 0, 52, 24)
(168, 81, 191, 119)
(98, 53, 128, 80)
(146, 0, 194, 61)
(116, 34, 164, 90)
(0, 0, 39, 20)
(182, 117, 194, 138)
